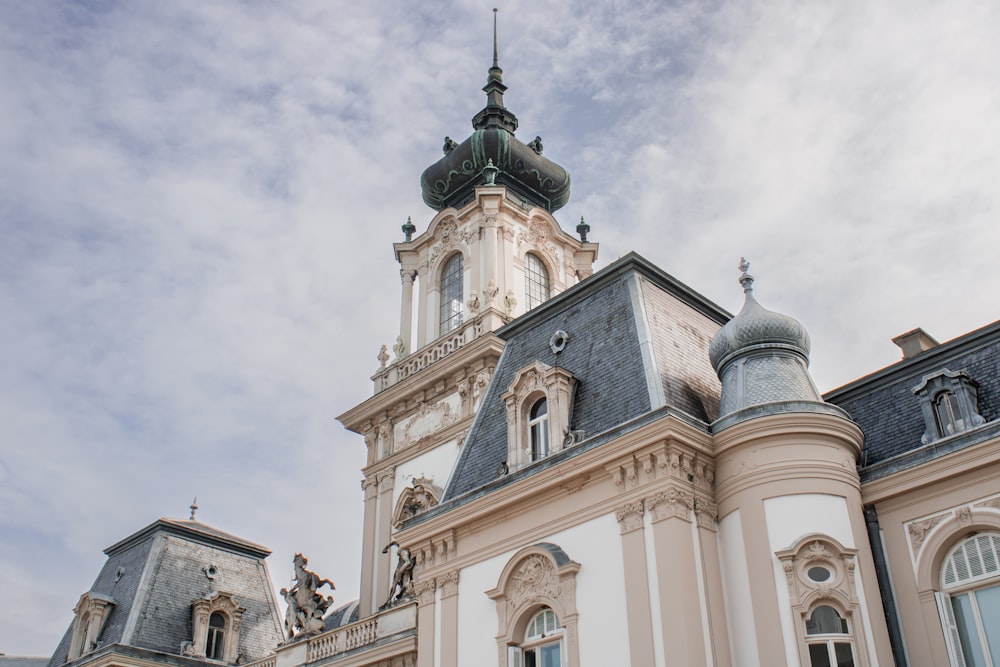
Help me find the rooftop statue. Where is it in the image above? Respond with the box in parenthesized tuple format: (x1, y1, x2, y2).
(281, 553, 335, 639)
(380, 542, 416, 610)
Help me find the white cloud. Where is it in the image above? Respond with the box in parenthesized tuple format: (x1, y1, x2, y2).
(1, 0, 998, 655)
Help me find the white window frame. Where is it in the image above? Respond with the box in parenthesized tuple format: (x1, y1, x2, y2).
(937, 532, 1000, 666)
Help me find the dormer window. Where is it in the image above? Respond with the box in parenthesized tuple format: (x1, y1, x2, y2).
(206, 612, 226, 660)
(440, 253, 464, 334)
(502, 362, 577, 471)
(529, 398, 550, 460)
(68, 592, 115, 660)
(524, 253, 550, 311)
(913, 369, 985, 444)
(191, 592, 245, 663)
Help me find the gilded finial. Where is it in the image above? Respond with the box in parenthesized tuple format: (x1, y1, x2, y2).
(189, 497, 199, 521)
(738, 257, 754, 292)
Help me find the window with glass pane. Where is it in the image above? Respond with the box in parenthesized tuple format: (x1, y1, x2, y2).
(935, 391, 965, 435)
(525, 253, 550, 311)
(529, 398, 549, 461)
(439, 254, 463, 334)
(805, 606, 855, 667)
(206, 612, 226, 660)
(520, 607, 562, 667)
(942, 532, 1000, 666)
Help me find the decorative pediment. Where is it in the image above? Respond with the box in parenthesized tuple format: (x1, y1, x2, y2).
(392, 477, 442, 528)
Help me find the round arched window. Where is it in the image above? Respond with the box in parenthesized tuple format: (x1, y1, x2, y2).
(440, 254, 464, 334)
(529, 398, 549, 461)
(206, 612, 227, 660)
(512, 607, 562, 667)
(940, 532, 1000, 664)
(524, 253, 550, 311)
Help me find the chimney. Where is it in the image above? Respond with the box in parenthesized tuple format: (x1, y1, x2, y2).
(892, 328, 939, 359)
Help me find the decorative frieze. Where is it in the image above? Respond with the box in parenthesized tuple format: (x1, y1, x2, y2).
(694, 499, 719, 531)
(907, 514, 947, 554)
(412, 530, 457, 569)
(606, 443, 715, 493)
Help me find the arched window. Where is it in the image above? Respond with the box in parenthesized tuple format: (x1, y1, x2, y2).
(804, 605, 855, 667)
(74, 612, 91, 657)
(439, 254, 463, 334)
(206, 612, 227, 660)
(940, 532, 1000, 666)
(529, 398, 549, 461)
(935, 391, 965, 436)
(510, 607, 563, 667)
(524, 253, 550, 311)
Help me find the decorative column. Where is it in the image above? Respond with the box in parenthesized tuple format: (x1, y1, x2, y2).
(695, 499, 732, 667)
(646, 487, 707, 667)
(615, 502, 656, 666)
(375, 467, 396, 610)
(359, 475, 380, 616)
(438, 571, 460, 667)
(484, 213, 499, 305)
(399, 269, 415, 355)
(416, 264, 429, 348)
(414, 579, 437, 667)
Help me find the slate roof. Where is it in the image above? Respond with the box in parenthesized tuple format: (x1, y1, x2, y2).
(825, 319, 1000, 480)
(49, 519, 283, 667)
(418, 254, 727, 518)
(1, 657, 49, 667)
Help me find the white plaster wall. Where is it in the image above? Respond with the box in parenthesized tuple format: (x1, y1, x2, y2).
(457, 550, 510, 666)
(455, 513, 630, 667)
(392, 439, 462, 507)
(718, 510, 761, 667)
(763, 494, 879, 667)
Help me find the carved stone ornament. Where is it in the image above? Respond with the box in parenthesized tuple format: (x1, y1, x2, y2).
(645, 487, 695, 523)
(378, 344, 390, 368)
(615, 502, 645, 534)
(956, 506, 973, 527)
(907, 513, 948, 553)
(484, 280, 499, 306)
(281, 553, 335, 639)
(392, 477, 442, 528)
(392, 336, 407, 360)
(467, 291, 481, 314)
(413, 578, 437, 606)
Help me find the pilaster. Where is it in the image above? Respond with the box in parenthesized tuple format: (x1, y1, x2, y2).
(437, 570, 460, 667)
(646, 486, 706, 667)
(614, 502, 655, 666)
(360, 475, 380, 616)
(414, 579, 437, 667)
(376, 467, 397, 610)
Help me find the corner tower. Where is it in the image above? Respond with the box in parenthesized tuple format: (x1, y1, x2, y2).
(339, 14, 597, 621)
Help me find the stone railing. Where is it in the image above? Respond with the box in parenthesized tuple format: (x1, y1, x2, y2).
(373, 310, 504, 392)
(304, 602, 417, 663)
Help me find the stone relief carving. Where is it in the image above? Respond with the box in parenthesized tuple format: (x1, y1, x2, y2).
(484, 280, 499, 306)
(615, 502, 645, 533)
(956, 506, 973, 526)
(646, 487, 695, 522)
(413, 579, 436, 606)
(392, 477, 442, 528)
(907, 513, 948, 553)
(511, 555, 561, 602)
(976, 496, 1000, 511)
(467, 291, 481, 314)
(380, 542, 416, 610)
(282, 553, 335, 639)
(504, 291, 517, 319)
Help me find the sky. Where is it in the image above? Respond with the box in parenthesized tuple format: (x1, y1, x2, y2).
(2, 0, 999, 656)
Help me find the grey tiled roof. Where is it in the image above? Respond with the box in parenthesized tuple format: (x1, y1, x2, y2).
(1, 657, 49, 667)
(437, 253, 729, 507)
(825, 320, 1000, 478)
(48, 519, 284, 667)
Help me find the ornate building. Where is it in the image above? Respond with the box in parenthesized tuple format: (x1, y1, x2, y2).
(47, 24, 1000, 667)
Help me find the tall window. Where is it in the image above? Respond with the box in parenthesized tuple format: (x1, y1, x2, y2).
(935, 391, 965, 436)
(525, 253, 550, 311)
(940, 532, 1000, 666)
(510, 607, 562, 667)
(206, 612, 226, 660)
(74, 612, 91, 657)
(529, 398, 549, 461)
(804, 605, 855, 667)
(439, 254, 463, 334)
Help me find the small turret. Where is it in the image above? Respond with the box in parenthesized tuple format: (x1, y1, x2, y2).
(710, 258, 842, 428)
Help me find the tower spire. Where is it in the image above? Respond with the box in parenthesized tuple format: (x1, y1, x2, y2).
(473, 8, 518, 132)
(492, 7, 499, 69)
